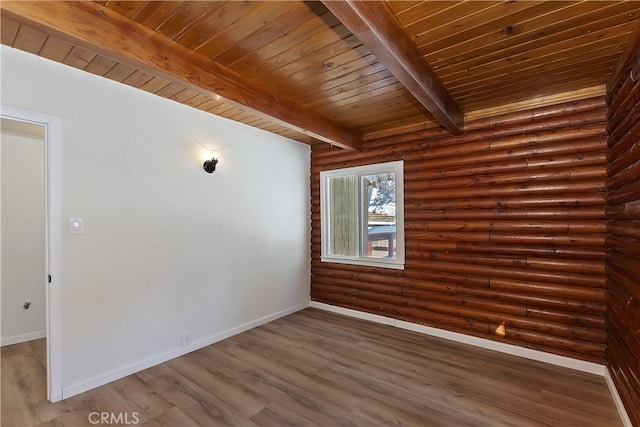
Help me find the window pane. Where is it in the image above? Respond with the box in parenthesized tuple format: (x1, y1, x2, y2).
(328, 175, 359, 257)
(363, 173, 396, 259)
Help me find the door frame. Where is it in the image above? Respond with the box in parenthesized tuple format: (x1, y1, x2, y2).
(1, 105, 62, 402)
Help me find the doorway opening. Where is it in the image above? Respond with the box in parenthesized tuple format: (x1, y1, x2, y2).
(0, 106, 62, 402)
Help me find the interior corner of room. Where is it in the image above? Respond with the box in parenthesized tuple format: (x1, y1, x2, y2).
(1, 2, 638, 426)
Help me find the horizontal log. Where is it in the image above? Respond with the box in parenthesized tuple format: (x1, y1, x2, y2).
(403, 279, 457, 294)
(605, 235, 640, 260)
(312, 276, 404, 297)
(404, 259, 605, 288)
(403, 129, 606, 170)
(404, 240, 458, 252)
(317, 273, 404, 291)
(609, 99, 640, 142)
(310, 153, 403, 174)
(479, 97, 605, 130)
(312, 143, 405, 166)
(633, 57, 640, 82)
(525, 307, 605, 330)
(404, 194, 606, 211)
(607, 118, 640, 164)
(405, 207, 605, 221)
(456, 285, 607, 316)
(488, 231, 605, 247)
(406, 250, 604, 275)
(406, 251, 605, 277)
(607, 158, 640, 191)
(312, 150, 602, 176)
(497, 325, 605, 359)
(398, 115, 606, 163)
(401, 287, 526, 317)
(403, 268, 489, 287)
(608, 145, 640, 183)
(404, 166, 606, 191)
(406, 230, 605, 247)
(607, 220, 640, 240)
(488, 277, 606, 302)
(607, 64, 636, 104)
(310, 291, 491, 335)
(311, 284, 413, 307)
(457, 242, 606, 261)
(421, 113, 606, 154)
(424, 301, 605, 343)
(608, 319, 640, 384)
(404, 138, 606, 175)
(363, 97, 606, 148)
(404, 150, 606, 182)
(405, 220, 605, 234)
(525, 257, 605, 275)
(607, 177, 640, 206)
(405, 250, 528, 269)
(315, 283, 537, 324)
(405, 180, 605, 202)
(606, 200, 640, 220)
(608, 290, 640, 346)
(608, 249, 640, 280)
(606, 79, 640, 132)
(526, 150, 606, 170)
(312, 264, 404, 279)
(606, 263, 640, 303)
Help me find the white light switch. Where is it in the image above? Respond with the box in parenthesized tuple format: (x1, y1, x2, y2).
(69, 218, 84, 235)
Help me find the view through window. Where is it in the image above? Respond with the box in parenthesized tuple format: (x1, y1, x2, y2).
(321, 161, 404, 269)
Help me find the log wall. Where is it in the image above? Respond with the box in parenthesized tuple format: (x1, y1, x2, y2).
(310, 97, 609, 364)
(606, 58, 640, 425)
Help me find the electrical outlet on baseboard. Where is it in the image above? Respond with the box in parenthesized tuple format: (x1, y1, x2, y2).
(181, 332, 192, 347)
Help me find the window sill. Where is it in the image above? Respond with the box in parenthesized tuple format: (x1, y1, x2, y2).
(321, 256, 405, 270)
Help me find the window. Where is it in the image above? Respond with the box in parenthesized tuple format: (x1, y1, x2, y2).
(320, 161, 404, 269)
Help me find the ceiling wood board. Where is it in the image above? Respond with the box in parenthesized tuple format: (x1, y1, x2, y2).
(322, 0, 463, 134)
(1, 1, 362, 150)
(1, 1, 639, 148)
(426, 2, 638, 70)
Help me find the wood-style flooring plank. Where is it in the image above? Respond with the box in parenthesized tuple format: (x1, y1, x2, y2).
(1, 309, 623, 426)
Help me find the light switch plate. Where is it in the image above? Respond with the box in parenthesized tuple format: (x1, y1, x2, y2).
(69, 218, 84, 235)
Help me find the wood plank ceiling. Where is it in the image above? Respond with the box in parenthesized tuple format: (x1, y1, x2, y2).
(1, 1, 639, 149)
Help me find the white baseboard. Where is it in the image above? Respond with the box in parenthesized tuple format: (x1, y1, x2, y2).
(310, 302, 636, 424)
(309, 301, 605, 374)
(1, 330, 46, 347)
(605, 368, 634, 427)
(62, 303, 308, 399)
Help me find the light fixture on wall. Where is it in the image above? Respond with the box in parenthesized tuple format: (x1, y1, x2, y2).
(203, 156, 219, 173)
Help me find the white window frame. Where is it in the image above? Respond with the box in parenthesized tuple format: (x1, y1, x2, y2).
(320, 160, 404, 270)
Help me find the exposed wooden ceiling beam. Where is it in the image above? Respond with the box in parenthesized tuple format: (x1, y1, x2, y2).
(322, 0, 464, 135)
(1, 1, 362, 151)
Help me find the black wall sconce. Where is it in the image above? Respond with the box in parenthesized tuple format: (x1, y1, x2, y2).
(203, 157, 219, 173)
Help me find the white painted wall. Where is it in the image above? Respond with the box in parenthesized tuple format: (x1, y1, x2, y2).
(1, 127, 46, 346)
(0, 45, 311, 394)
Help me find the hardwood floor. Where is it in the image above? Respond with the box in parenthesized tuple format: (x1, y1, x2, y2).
(1, 308, 622, 426)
